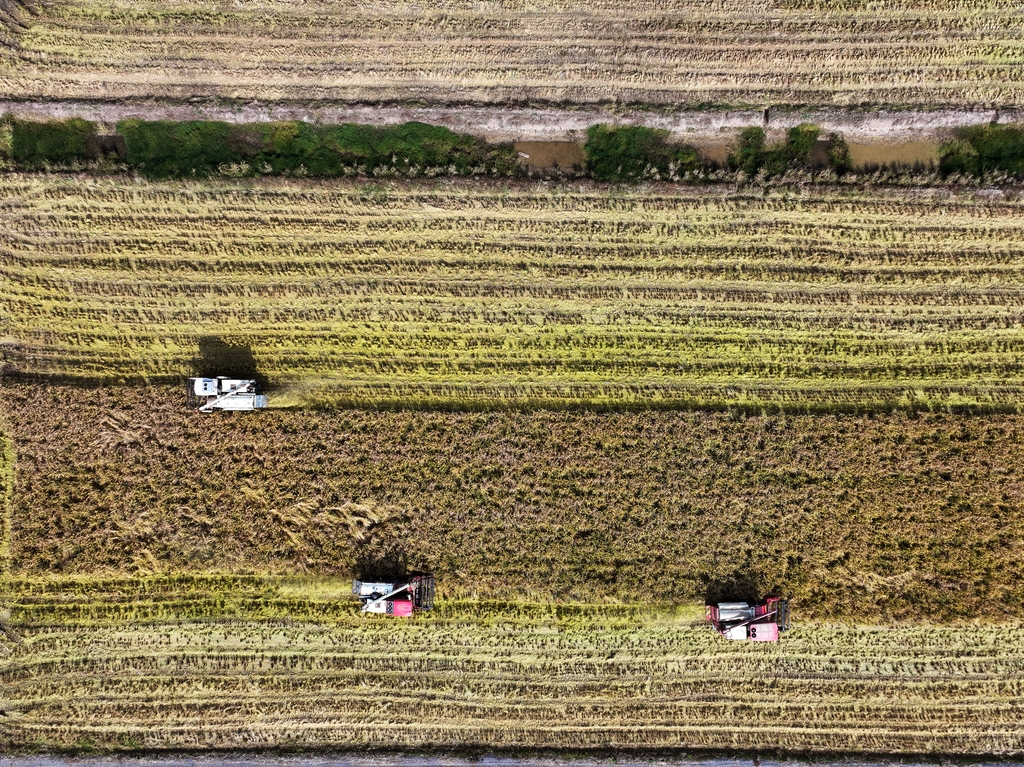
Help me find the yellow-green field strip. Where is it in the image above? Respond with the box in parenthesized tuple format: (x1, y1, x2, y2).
(2, 578, 1024, 754)
(3, 176, 1024, 411)
(0, 425, 12, 573)
(2, 0, 1024, 107)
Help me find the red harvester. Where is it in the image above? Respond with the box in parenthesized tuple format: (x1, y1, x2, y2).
(705, 597, 790, 641)
(352, 575, 436, 617)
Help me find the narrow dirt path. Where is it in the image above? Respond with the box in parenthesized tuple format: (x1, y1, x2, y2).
(1, 100, 1015, 143)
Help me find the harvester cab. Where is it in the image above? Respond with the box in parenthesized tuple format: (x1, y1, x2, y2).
(187, 377, 267, 412)
(353, 575, 435, 617)
(706, 597, 789, 641)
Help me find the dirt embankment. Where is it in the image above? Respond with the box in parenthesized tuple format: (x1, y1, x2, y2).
(0, 100, 1016, 144)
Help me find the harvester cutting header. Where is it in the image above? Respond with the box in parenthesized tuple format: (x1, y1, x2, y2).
(706, 597, 790, 641)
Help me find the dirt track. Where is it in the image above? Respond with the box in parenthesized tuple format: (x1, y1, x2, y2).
(1, 100, 1016, 143)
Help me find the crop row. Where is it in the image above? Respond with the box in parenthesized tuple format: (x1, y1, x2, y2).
(0, 427, 12, 573)
(11, 179, 1020, 212)
(2, 603, 1024, 753)
(4, 0, 1024, 106)
(3, 176, 1024, 410)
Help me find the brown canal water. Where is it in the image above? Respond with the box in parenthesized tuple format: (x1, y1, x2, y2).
(515, 141, 940, 171)
(514, 141, 587, 171)
(847, 141, 939, 168)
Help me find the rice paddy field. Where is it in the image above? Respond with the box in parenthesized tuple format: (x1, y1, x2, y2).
(1, 0, 1023, 108)
(3, 167, 1024, 754)
(4, 0, 1024, 748)
(3, 381, 1024, 619)
(3, 175, 1024, 412)
(3, 581, 1024, 754)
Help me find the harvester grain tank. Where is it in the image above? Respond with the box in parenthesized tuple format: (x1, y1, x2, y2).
(353, 575, 435, 617)
(705, 597, 789, 641)
(188, 377, 267, 412)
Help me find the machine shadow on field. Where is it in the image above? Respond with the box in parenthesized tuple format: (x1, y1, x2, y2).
(349, 507, 419, 583)
(193, 337, 268, 391)
(354, 533, 410, 583)
(355, 548, 410, 583)
(703, 569, 764, 605)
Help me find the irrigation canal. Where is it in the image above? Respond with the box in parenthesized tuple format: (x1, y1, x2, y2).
(513, 140, 939, 172)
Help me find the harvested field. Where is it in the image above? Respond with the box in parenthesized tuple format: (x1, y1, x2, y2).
(2, 383, 1023, 621)
(3, 580, 1024, 754)
(0, 0, 35, 49)
(1, 0, 1023, 108)
(3, 176, 1024, 412)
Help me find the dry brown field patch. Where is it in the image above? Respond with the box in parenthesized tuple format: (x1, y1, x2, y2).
(1, 384, 1022, 622)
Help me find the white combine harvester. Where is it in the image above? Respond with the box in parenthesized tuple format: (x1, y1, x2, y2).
(353, 575, 435, 617)
(188, 377, 268, 412)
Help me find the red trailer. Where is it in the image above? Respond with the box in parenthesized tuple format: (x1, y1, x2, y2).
(705, 597, 789, 641)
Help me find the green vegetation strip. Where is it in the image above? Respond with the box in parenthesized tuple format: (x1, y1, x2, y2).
(4, 117, 858, 181)
(3, 117, 519, 178)
(3, 176, 1024, 411)
(940, 123, 1024, 178)
(2, 578, 1023, 755)
(14, 116, 1024, 181)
